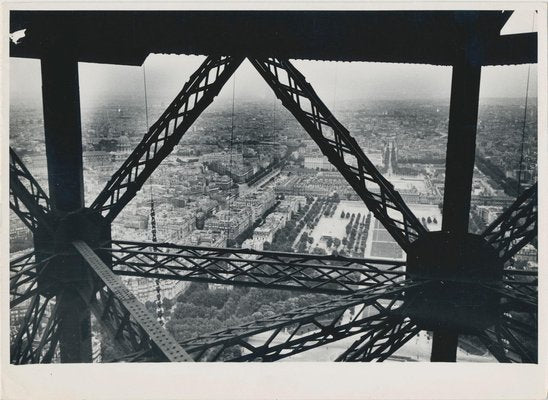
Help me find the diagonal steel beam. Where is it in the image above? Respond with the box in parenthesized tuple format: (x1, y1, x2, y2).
(481, 183, 537, 263)
(249, 57, 426, 251)
(335, 316, 420, 361)
(9, 148, 55, 234)
(477, 313, 537, 363)
(10, 251, 55, 308)
(101, 240, 406, 295)
(120, 279, 423, 362)
(11, 291, 62, 364)
(72, 240, 193, 362)
(90, 55, 244, 222)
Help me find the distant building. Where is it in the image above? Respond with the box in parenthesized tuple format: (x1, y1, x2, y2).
(122, 277, 188, 303)
(304, 156, 336, 171)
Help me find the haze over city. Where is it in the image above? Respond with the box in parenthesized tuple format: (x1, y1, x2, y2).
(9, 9, 539, 366)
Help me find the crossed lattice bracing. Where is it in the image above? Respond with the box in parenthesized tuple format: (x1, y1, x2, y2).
(107, 280, 423, 362)
(90, 56, 245, 222)
(482, 183, 537, 263)
(250, 58, 427, 251)
(9, 54, 538, 364)
(101, 240, 406, 295)
(10, 290, 63, 364)
(335, 317, 421, 362)
(10, 148, 54, 234)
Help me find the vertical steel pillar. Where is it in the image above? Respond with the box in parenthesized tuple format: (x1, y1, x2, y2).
(441, 60, 482, 236)
(434, 47, 482, 362)
(41, 54, 92, 362)
(41, 55, 85, 212)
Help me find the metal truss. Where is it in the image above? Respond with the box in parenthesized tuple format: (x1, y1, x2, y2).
(90, 55, 244, 222)
(476, 267, 537, 363)
(10, 251, 55, 308)
(73, 241, 193, 362)
(10, 148, 54, 234)
(481, 183, 537, 263)
(249, 58, 426, 251)
(9, 53, 539, 365)
(484, 278, 537, 312)
(120, 279, 424, 362)
(11, 291, 63, 364)
(502, 268, 537, 306)
(477, 312, 537, 363)
(101, 240, 406, 295)
(335, 317, 421, 361)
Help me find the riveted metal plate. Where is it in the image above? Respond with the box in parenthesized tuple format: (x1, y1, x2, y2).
(73, 240, 193, 362)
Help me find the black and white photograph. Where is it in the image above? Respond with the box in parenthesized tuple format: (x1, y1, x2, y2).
(3, 3, 546, 399)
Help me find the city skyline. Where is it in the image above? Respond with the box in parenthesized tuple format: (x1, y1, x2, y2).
(7, 10, 539, 389)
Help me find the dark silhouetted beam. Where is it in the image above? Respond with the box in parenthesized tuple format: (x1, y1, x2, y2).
(10, 251, 55, 308)
(9, 148, 54, 234)
(250, 57, 426, 251)
(116, 279, 423, 362)
(41, 53, 93, 363)
(73, 241, 193, 362)
(11, 291, 63, 364)
(90, 55, 244, 222)
(101, 240, 406, 295)
(10, 11, 536, 66)
(336, 317, 420, 361)
(482, 183, 537, 262)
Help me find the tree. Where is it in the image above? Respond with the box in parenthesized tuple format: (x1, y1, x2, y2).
(427, 216, 432, 224)
(342, 237, 348, 246)
(340, 210, 345, 218)
(433, 217, 438, 224)
(334, 238, 341, 247)
(307, 236, 314, 244)
(263, 241, 271, 250)
(326, 238, 333, 247)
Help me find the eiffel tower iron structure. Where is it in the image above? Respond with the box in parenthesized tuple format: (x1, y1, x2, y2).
(9, 11, 538, 363)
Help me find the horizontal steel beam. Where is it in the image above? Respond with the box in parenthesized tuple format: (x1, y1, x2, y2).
(102, 240, 406, 295)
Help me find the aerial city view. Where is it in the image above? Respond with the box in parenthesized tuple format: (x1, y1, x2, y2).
(10, 47, 538, 363)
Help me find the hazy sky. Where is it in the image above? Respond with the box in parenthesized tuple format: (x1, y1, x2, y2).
(10, 10, 538, 108)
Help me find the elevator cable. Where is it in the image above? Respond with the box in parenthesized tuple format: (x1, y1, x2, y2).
(516, 12, 536, 196)
(143, 64, 165, 326)
(226, 74, 236, 247)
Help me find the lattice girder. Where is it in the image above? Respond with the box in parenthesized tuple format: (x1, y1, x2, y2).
(336, 317, 420, 361)
(115, 279, 424, 362)
(73, 241, 193, 362)
(90, 55, 245, 222)
(482, 183, 537, 263)
(11, 291, 63, 364)
(9, 148, 54, 234)
(249, 57, 426, 251)
(101, 240, 406, 295)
